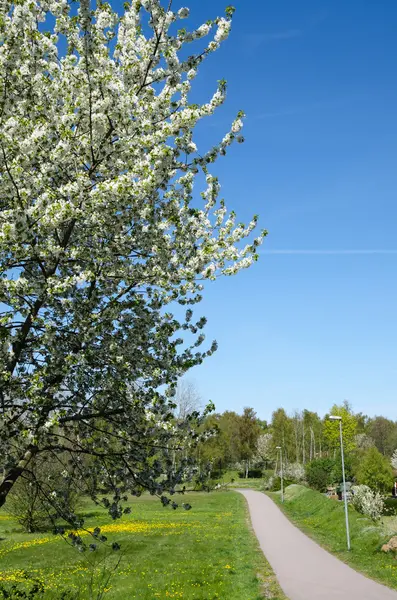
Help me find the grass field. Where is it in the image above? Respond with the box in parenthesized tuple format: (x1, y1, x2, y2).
(0, 491, 286, 600)
(208, 470, 265, 491)
(270, 484, 397, 590)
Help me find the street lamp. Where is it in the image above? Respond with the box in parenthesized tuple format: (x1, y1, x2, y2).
(329, 415, 351, 551)
(276, 446, 284, 503)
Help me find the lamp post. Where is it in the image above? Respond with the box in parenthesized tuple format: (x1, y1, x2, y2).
(329, 415, 351, 551)
(276, 446, 284, 503)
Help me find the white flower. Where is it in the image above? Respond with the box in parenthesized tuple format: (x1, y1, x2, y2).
(196, 24, 210, 37)
(178, 7, 189, 19)
(186, 141, 197, 154)
(0, 0, 264, 513)
(231, 118, 243, 133)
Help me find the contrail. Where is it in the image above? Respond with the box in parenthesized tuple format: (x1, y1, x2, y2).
(264, 249, 397, 255)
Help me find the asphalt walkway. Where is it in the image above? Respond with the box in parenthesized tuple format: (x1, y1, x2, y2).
(238, 489, 397, 600)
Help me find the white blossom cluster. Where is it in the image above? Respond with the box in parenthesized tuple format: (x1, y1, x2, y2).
(284, 463, 306, 483)
(351, 485, 384, 521)
(0, 0, 265, 511)
(391, 449, 397, 470)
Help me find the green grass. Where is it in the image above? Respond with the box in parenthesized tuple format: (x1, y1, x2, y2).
(209, 470, 265, 491)
(270, 484, 397, 590)
(0, 492, 286, 599)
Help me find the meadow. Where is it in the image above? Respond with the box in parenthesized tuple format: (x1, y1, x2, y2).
(0, 491, 286, 600)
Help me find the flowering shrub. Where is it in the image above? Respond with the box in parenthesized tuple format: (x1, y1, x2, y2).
(391, 449, 397, 470)
(284, 463, 306, 483)
(262, 475, 275, 491)
(351, 485, 384, 521)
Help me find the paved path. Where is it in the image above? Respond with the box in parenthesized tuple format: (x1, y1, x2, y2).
(238, 489, 397, 600)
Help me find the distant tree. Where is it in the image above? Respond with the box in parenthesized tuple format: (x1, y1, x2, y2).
(391, 449, 397, 471)
(175, 380, 202, 420)
(355, 412, 371, 434)
(355, 433, 375, 451)
(271, 408, 295, 463)
(357, 447, 394, 494)
(369, 417, 397, 456)
(323, 402, 357, 453)
(237, 408, 262, 478)
(198, 411, 240, 474)
(254, 433, 273, 469)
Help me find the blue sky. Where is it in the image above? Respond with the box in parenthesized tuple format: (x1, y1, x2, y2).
(168, 0, 397, 421)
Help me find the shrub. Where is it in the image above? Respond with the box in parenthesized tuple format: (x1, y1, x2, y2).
(263, 476, 293, 492)
(5, 455, 82, 533)
(331, 451, 356, 484)
(357, 447, 394, 494)
(305, 458, 335, 492)
(263, 475, 275, 491)
(284, 463, 305, 483)
(351, 485, 384, 521)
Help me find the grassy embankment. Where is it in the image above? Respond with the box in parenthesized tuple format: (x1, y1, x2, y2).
(0, 491, 286, 600)
(270, 484, 397, 590)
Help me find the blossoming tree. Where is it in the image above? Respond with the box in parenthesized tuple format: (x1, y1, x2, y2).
(0, 0, 265, 515)
(392, 449, 397, 470)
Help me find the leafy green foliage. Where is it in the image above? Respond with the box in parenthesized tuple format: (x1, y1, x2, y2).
(357, 447, 394, 494)
(4, 455, 81, 533)
(323, 402, 357, 453)
(305, 458, 335, 491)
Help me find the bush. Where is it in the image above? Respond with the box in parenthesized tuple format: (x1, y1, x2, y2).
(305, 458, 335, 492)
(262, 475, 275, 491)
(357, 447, 394, 494)
(284, 463, 305, 483)
(351, 485, 384, 521)
(331, 451, 356, 484)
(5, 455, 82, 533)
(263, 476, 293, 492)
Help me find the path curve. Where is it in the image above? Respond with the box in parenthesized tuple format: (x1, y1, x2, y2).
(238, 489, 397, 600)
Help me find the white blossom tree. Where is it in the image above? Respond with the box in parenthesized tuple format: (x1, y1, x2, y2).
(392, 449, 397, 470)
(0, 0, 265, 516)
(254, 433, 273, 468)
(175, 379, 201, 420)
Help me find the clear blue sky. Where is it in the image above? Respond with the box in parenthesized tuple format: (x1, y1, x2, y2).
(169, 0, 397, 421)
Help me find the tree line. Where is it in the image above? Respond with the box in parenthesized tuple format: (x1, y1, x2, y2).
(194, 401, 397, 477)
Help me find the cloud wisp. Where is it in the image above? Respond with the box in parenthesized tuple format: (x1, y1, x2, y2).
(263, 250, 397, 255)
(242, 29, 302, 50)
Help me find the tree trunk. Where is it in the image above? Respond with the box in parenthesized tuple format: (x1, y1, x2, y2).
(0, 446, 37, 509)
